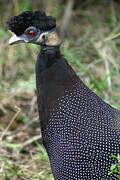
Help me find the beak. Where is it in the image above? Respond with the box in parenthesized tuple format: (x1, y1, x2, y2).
(9, 34, 25, 45)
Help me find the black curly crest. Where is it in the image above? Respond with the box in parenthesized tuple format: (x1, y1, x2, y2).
(7, 11, 56, 36)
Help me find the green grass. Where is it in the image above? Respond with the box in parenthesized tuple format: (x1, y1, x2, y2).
(109, 154, 120, 179)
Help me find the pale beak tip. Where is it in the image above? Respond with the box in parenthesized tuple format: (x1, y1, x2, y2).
(9, 34, 23, 45)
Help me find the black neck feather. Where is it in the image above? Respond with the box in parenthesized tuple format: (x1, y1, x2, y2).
(41, 45, 60, 54)
(36, 46, 79, 130)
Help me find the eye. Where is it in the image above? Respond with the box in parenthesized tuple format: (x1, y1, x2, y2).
(28, 30, 35, 37)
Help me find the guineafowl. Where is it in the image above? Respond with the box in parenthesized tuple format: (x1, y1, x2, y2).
(8, 11, 120, 180)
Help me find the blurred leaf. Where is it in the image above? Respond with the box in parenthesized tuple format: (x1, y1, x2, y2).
(20, 0, 32, 11)
(109, 154, 120, 178)
(100, 74, 109, 91)
(105, 32, 120, 41)
(110, 164, 117, 171)
(5, 143, 20, 149)
(0, 28, 5, 38)
(21, 113, 28, 124)
(13, 74, 36, 90)
(108, 13, 117, 29)
(27, 43, 39, 51)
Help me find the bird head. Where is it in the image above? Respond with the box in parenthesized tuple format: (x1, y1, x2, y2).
(8, 11, 61, 46)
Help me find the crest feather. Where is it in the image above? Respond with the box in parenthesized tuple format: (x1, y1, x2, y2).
(7, 11, 56, 36)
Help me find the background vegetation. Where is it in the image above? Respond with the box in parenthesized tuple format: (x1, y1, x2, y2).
(0, 0, 120, 179)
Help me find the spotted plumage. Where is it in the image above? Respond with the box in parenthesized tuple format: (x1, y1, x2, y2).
(8, 11, 120, 180)
(36, 50, 120, 180)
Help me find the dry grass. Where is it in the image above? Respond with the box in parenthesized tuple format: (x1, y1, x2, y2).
(0, 89, 53, 180)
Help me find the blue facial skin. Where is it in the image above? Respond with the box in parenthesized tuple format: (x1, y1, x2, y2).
(20, 26, 55, 45)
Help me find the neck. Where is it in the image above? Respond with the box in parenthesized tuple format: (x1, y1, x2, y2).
(36, 45, 61, 74)
(35, 46, 78, 129)
(41, 44, 60, 54)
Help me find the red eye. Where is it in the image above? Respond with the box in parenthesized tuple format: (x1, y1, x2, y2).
(28, 30, 35, 37)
